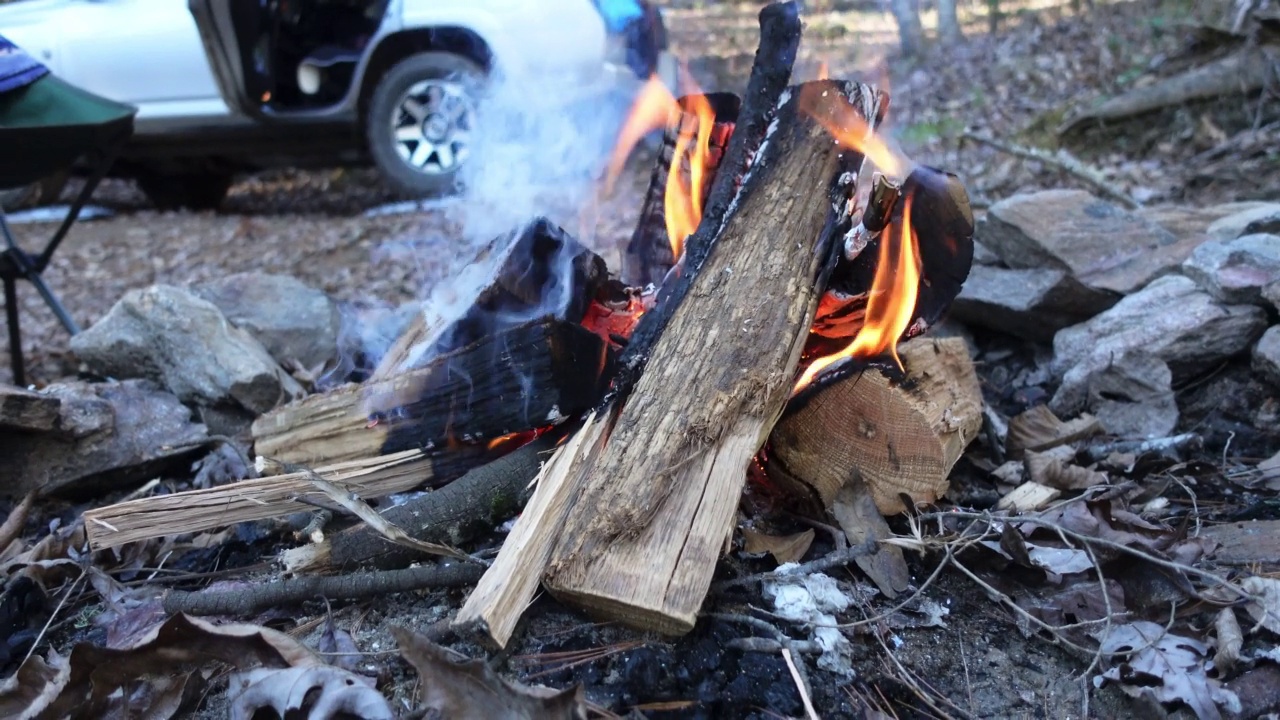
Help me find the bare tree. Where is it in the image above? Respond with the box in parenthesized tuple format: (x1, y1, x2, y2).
(938, 0, 963, 45)
(888, 0, 926, 55)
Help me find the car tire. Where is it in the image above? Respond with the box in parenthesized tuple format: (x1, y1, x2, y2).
(365, 53, 485, 198)
(137, 171, 234, 211)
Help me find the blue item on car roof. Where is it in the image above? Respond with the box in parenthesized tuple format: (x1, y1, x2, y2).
(0, 34, 49, 94)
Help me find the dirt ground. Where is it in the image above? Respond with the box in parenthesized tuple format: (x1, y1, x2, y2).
(5, 0, 1277, 717)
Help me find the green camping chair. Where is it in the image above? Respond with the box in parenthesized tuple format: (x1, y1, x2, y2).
(1, 72, 138, 386)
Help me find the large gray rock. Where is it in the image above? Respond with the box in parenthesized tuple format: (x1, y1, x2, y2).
(70, 285, 303, 414)
(979, 190, 1192, 295)
(0, 379, 208, 498)
(1052, 275, 1266, 401)
(1182, 233, 1280, 305)
(1205, 203, 1280, 241)
(193, 272, 340, 370)
(950, 265, 1119, 342)
(1050, 351, 1178, 439)
(1254, 327, 1280, 387)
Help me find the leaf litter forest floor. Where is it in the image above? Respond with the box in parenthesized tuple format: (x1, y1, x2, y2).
(4, 0, 1280, 718)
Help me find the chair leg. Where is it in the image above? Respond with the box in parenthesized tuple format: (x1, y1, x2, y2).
(4, 276, 24, 387)
(26, 270, 80, 335)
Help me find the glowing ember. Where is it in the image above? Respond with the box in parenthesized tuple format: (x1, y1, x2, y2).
(797, 83, 906, 179)
(604, 75, 678, 195)
(663, 91, 715, 259)
(794, 192, 921, 393)
(487, 429, 544, 453)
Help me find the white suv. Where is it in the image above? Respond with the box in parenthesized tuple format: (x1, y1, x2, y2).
(0, 0, 673, 209)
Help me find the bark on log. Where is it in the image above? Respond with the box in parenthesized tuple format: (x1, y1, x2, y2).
(371, 218, 608, 381)
(316, 433, 561, 571)
(457, 1, 821, 644)
(251, 317, 609, 468)
(540, 79, 890, 634)
(767, 336, 984, 515)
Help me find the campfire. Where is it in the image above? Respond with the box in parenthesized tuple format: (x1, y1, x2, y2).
(84, 1, 980, 644)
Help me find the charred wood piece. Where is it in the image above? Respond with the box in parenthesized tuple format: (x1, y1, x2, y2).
(622, 92, 741, 287)
(251, 317, 612, 469)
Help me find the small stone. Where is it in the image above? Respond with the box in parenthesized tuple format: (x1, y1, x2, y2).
(950, 265, 1119, 342)
(70, 285, 303, 415)
(979, 190, 1189, 294)
(1053, 275, 1267, 384)
(1253, 327, 1280, 387)
(972, 240, 1002, 266)
(1181, 234, 1280, 305)
(1206, 203, 1280, 241)
(193, 272, 340, 370)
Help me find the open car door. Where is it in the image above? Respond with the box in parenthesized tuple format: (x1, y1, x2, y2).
(187, 0, 389, 120)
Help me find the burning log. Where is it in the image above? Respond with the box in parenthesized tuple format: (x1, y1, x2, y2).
(458, 3, 890, 640)
(621, 92, 741, 287)
(768, 336, 984, 515)
(251, 317, 609, 469)
(370, 218, 608, 381)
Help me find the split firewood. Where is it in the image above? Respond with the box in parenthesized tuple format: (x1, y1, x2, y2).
(0, 384, 60, 432)
(371, 218, 608, 381)
(251, 317, 609, 468)
(461, 9, 891, 641)
(768, 336, 984, 515)
(82, 450, 435, 550)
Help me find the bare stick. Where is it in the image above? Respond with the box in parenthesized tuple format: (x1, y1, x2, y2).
(960, 132, 1140, 209)
(161, 563, 483, 616)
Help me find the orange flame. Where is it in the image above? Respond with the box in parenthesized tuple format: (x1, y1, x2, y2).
(663, 92, 715, 259)
(794, 192, 921, 393)
(797, 84, 905, 179)
(604, 75, 678, 195)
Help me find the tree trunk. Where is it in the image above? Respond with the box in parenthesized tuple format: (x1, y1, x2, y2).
(937, 0, 963, 45)
(890, 0, 926, 55)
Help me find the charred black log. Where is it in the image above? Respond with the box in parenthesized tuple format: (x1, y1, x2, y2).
(621, 92, 741, 287)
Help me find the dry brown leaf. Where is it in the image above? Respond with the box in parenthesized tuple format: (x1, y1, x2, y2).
(42, 613, 320, 718)
(1240, 576, 1280, 634)
(1213, 608, 1243, 673)
(1024, 446, 1108, 490)
(303, 469, 470, 561)
(1017, 578, 1126, 638)
(830, 483, 909, 599)
(1006, 405, 1101, 459)
(0, 652, 68, 720)
(227, 666, 392, 720)
(1094, 621, 1231, 720)
(995, 481, 1062, 512)
(392, 625, 587, 719)
(741, 527, 815, 565)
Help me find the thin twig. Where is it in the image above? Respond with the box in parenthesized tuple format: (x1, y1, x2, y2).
(960, 132, 1140, 209)
(715, 540, 877, 590)
(782, 648, 820, 720)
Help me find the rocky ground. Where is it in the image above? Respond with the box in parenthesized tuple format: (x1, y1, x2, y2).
(3, 0, 1280, 718)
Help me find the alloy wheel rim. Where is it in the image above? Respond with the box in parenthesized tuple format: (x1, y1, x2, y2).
(391, 78, 474, 175)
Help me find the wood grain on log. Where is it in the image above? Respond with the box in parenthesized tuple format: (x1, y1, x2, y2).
(538, 81, 887, 636)
(251, 318, 609, 468)
(768, 336, 983, 515)
(0, 384, 61, 432)
(83, 450, 434, 550)
(458, 1, 818, 643)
